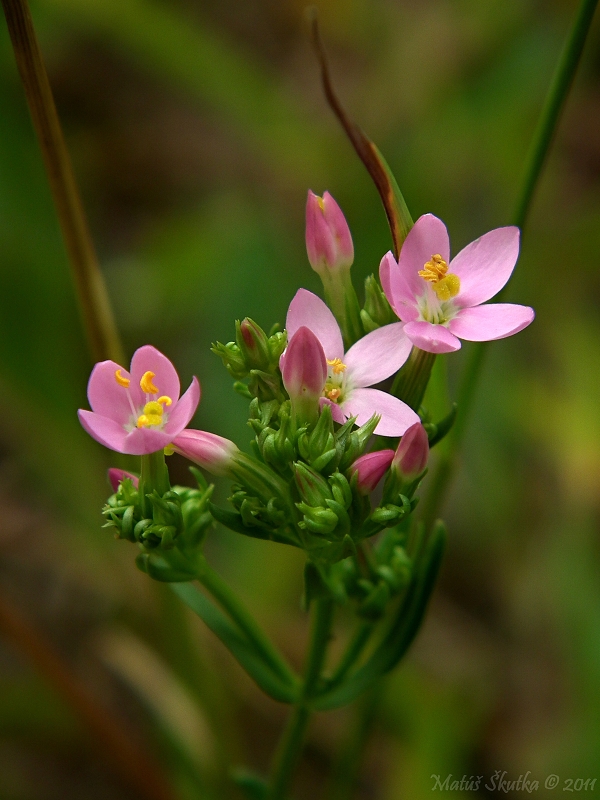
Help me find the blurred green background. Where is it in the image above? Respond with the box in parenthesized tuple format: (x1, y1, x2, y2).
(1, 0, 599, 797)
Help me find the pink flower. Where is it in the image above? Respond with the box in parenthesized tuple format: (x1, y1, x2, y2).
(78, 345, 200, 455)
(350, 449, 394, 494)
(392, 422, 429, 479)
(285, 290, 419, 436)
(380, 214, 535, 354)
(108, 468, 139, 492)
(172, 430, 239, 477)
(305, 190, 354, 275)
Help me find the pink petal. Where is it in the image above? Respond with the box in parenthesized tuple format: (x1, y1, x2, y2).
(398, 214, 450, 301)
(341, 388, 420, 437)
(285, 289, 344, 361)
(163, 377, 201, 435)
(130, 345, 180, 404)
(448, 303, 535, 341)
(122, 427, 174, 456)
(319, 396, 346, 424)
(87, 360, 135, 426)
(344, 323, 412, 387)
(379, 252, 419, 322)
(403, 321, 461, 354)
(450, 226, 520, 308)
(78, 410, 130, 452)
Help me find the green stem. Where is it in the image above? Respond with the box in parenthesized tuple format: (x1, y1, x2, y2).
(422, 0, 598, 524)
(195, 556, 297, 689)
(327, 685, 381, 800)
(1, 0, 124, 365)
(391, 347, 436, 411)
(322, 271, 364, 348)
(266, 597, 334, 800)
(326, 622, 374, 692)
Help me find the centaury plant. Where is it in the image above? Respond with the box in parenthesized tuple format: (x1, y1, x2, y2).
(3, 0, 597, 797)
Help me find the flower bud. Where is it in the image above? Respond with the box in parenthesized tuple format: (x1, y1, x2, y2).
(236, 318, 271, 371)
(306, 190, 354, 275)
(172, 429, 238, 477)
(281, 327, 327, 424)
(350, 449, 394, 495)
(108, 468, 139, 493)
(392, 422, 429, 480)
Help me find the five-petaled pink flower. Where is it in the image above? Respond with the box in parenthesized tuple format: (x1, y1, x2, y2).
(380, 214, 535, 354)
(78, 345, 200, 455)
(285, 289, 420, 436)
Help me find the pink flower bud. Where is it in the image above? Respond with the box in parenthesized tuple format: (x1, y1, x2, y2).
(350, 449, 394, 495)
(108, 468, 139, 492)
(305, 190, 354, 275)
(281, 326, 327, 407)
(172, 429, 239, 477)
(392, 422, 429, 479)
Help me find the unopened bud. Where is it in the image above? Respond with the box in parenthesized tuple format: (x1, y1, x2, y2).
(305, 190, 354, 275)
(350, 449, 394, 495)
(392, 422, 429, 480)
(108, 468, 139, 493)
(281, 327, 327, 424)
(236, 318, 271, 371)
(172, 429, 238, 477)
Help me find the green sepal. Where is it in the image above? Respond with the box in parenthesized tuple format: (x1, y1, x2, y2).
(358, 580, 391, 621)
(361, 274, 396, 332)
(208, 501, 298, 547)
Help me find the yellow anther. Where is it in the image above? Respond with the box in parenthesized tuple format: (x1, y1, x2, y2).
(326, 358, 347, 375)
(326, 388, 341, 401)
(142, 401, 164, 416)
(114, 369, 130, 388)
(136, 401, 165, 429)
(432, 274, 461, 301)
(140, 371, 158, 393)
(157, 395, 172, 407)
(419, 254, 449, 283)
(317, 196, 325, 211)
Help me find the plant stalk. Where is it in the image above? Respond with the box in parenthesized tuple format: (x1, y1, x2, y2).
(1, 0, 124, 364)
(266, 597, 334, 800)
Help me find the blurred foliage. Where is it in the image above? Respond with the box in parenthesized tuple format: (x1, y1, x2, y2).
(1, 0, 600, 798)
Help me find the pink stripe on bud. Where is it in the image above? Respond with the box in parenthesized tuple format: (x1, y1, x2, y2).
(392, 422, 429, 479)
(281, 327, 327, 420)
(172, 429, 239, 477)
(108, 468, 139, 493)
(350, 449, 394, 495)
(306, 190, 354, 275)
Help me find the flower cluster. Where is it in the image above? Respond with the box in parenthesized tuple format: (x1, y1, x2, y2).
(78, 192, 533, 602)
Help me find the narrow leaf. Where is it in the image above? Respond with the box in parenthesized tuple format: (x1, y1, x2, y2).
(310, 11, 413, 257)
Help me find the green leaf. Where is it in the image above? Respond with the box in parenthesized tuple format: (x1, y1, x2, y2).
(310, 13, 413, 257)
(171, 583, 297, 704)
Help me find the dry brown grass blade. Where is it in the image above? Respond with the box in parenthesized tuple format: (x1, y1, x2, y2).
(1, 0, 124, 364)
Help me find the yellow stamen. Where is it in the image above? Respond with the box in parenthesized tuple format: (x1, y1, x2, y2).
(136, 401, 165, 428)
(115, 369, 130, 387)
(418, 254, 461, 300)
(432, 274, 461, 301)
(157, 395, 172, 406)
(317, 196, 325, 211)
(140, 371, 158, 393)
(418, 254, 448, 283)
(326, 357, 347, 375)
(326, 388, 341, 401)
